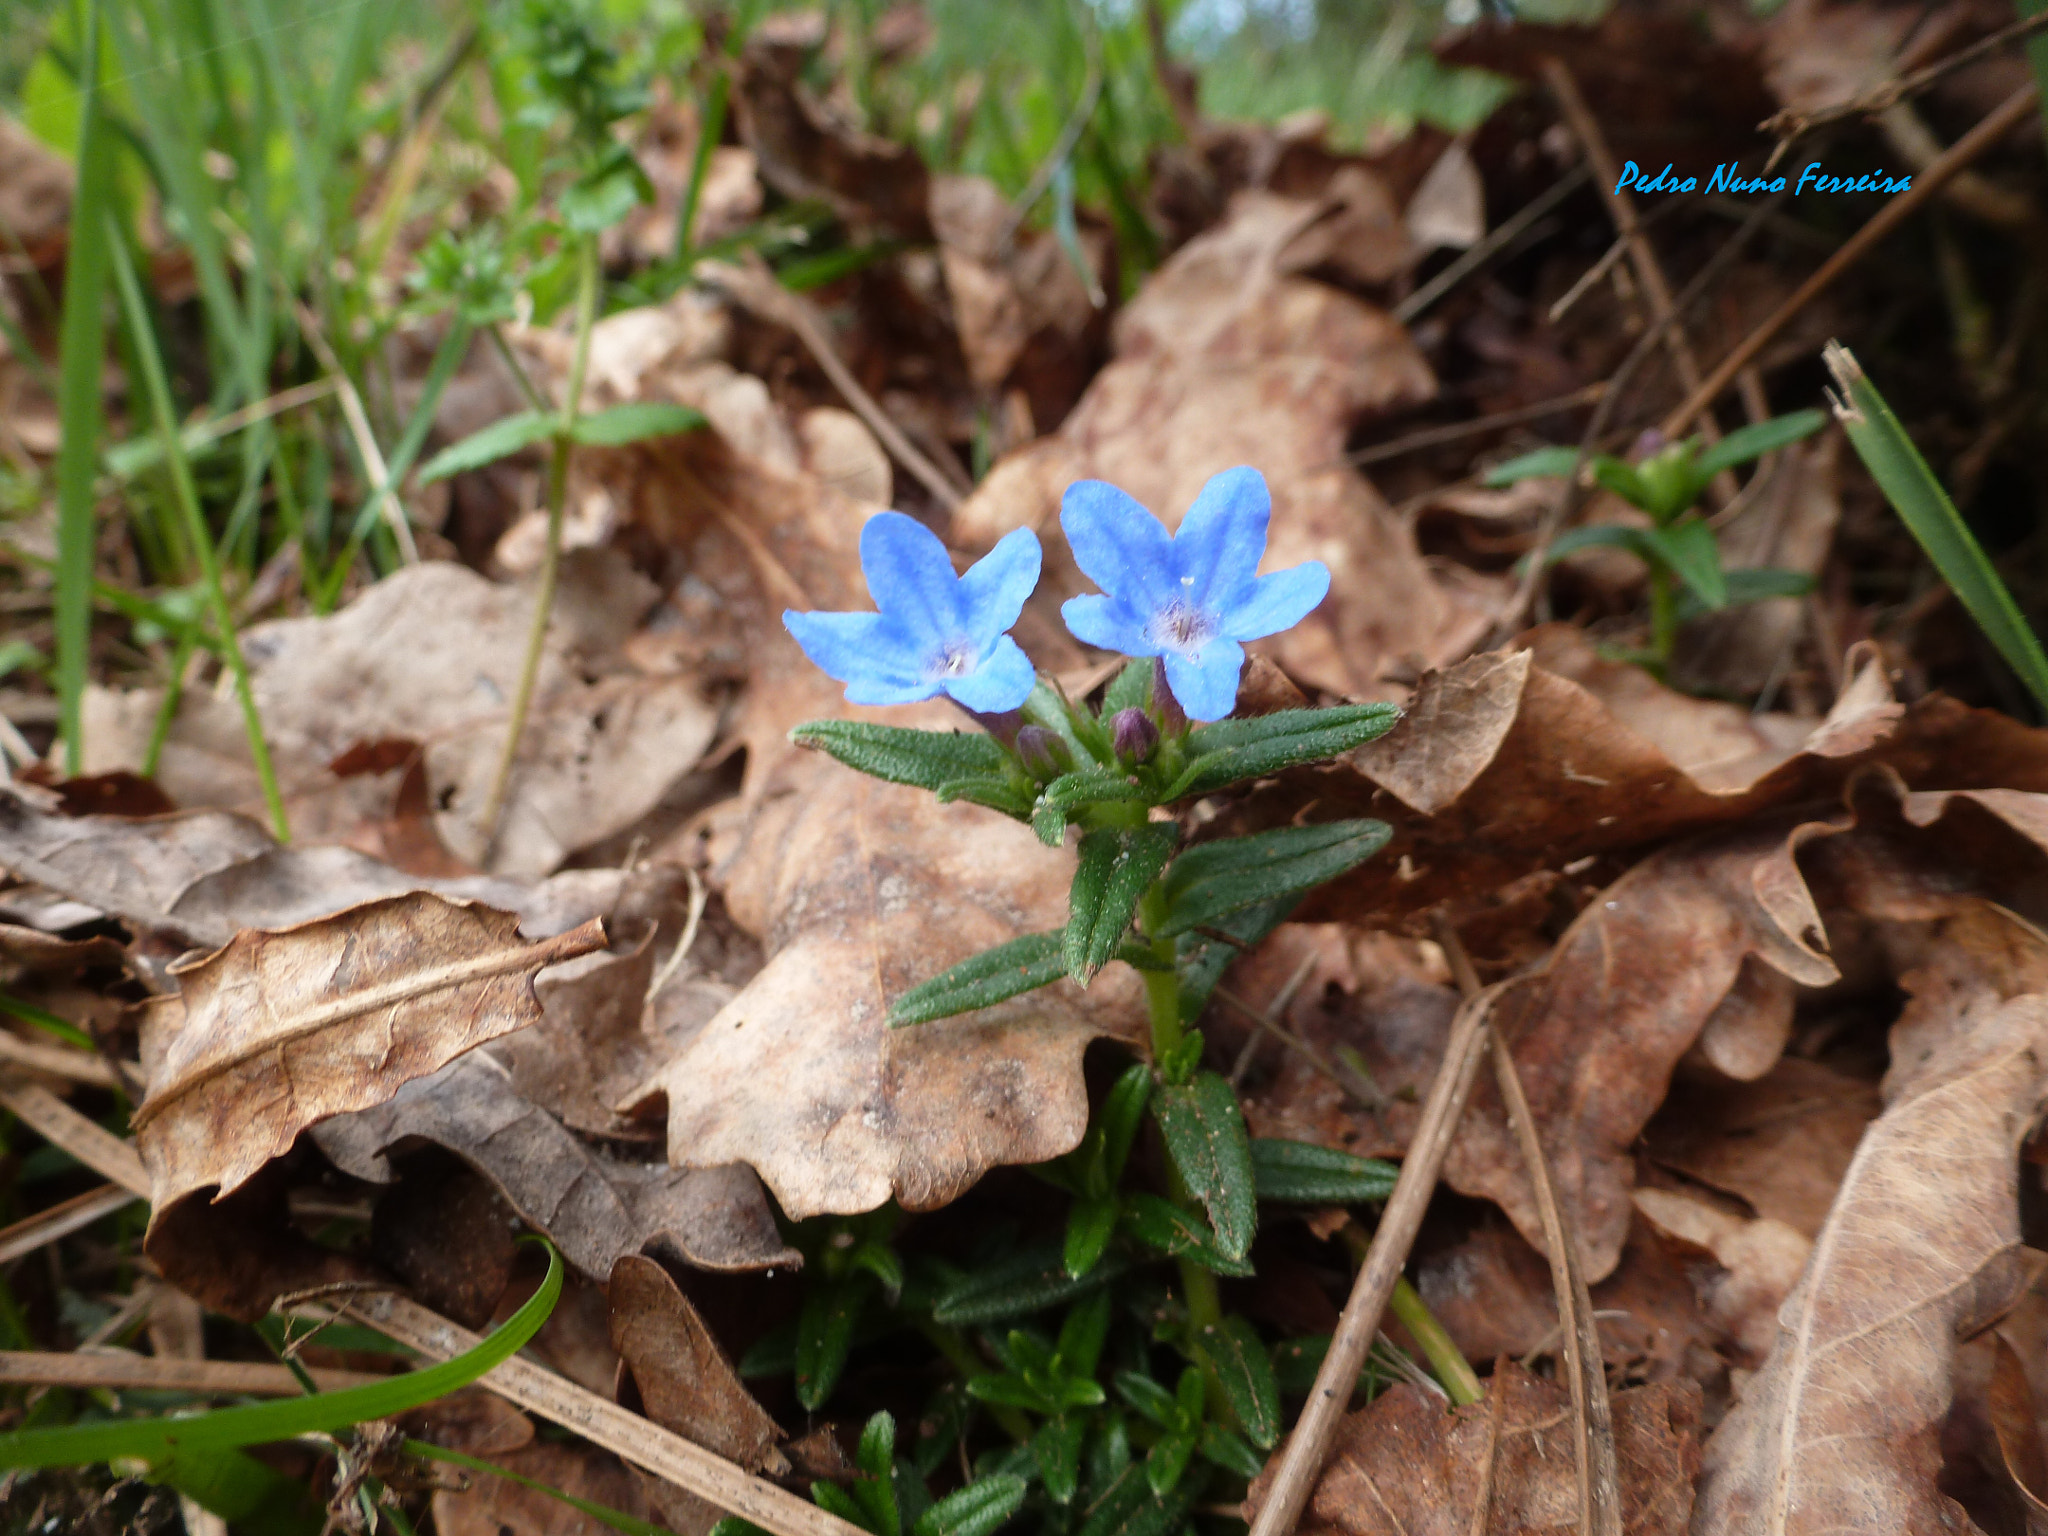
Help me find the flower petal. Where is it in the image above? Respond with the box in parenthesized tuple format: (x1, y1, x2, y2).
(1173, 467, 1271, 609)
(783, 610, 937, 705)
(1164, 639, 1246, 723)
(861, 511, 962, 643)
(955, 526, 1042, 645)
(1060, 480, 1179, 613)
(1061, 593, 1157, 657)
(1218, 560, 1331, 641)
(943, 634, 1038, 713)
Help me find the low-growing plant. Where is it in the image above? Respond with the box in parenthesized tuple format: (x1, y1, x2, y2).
(1486, 409, 1828, 674)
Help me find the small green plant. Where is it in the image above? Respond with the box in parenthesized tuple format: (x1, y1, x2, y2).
(1486, 409, 1828, 673)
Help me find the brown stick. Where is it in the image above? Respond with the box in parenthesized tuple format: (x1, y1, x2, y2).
(1347, 383, 1608, 470)
(1661, 83, 2040, 439)
(0, 1079, 148, 1195)
(1760, 10, 2048, 139)
(346, 1291, 870, 1536)
(0, 1029, 120, 1087)
(0, 1350, 385, 1395)
(1246, 988, 1496, 1536)
(0, 1182, 138, 1264)
(700, 255, 970, 510)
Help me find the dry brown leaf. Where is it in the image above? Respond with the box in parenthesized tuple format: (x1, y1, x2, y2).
(1631, 1189, 1812, 1362)
(312, 1052, 796, 1281)
(642, 736, 1145, 1218)
(1248, 1360, 1701, 1536)
(951, 187, 1493, 701)
(610, 1254, 787, 1473)
(1644, 1057, 1882, 1239)
(1250, 814, 1841, 1280)
(1695, 902, 2048, 1535)
(1288, 636, 2048, 929)
(0, 116, 73, 264)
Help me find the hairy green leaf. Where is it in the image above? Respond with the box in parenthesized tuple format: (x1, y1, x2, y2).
(1032, 769, 1149, 846)
(1119, 1194, 1253, 1277)
(916, 1475, 1028, 1536)
(795, 1273, 871, 1411)
(1076, 1462, 1198, 1536)
(571, 400, 706, 447)
(1196, 1316, 1281, 1449)
(1156, 821, 1391, 938)
(1250, 1138, 1398, 1204)
(1647, 517, 1727, 608)
(792, 721, 1018, 800)
(1151, 1073, 1257, 1258)
(1065, 824, 1179, 984)
(889, 932, 1065, 1027)
(932, 1247, 1129, 1326)
(1693, 408, 1827, 478)
(1162, 705, 1400, 800)
(1481, 445, 1582, 486)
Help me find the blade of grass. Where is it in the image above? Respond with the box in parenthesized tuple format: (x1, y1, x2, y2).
(52, 0, 116, 776)
(1824, 340, 2048, 717)
(106, 215, 291, 838)
(0, 1242, 562, 1470)
(675, 62, 730, 258)
(407, 1441, 681, 1536)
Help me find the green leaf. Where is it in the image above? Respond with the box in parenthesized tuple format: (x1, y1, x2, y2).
(932, 1247, 1129, 1326)
(1096, 1064, 1154, 1190)
(1102, 659, 1155, 717)
(1119, 1194, 1253, 1277)
(1062, 1193, 1118, 1280)
(1645, 517, 1728, 608)
(154, 1446, 321, 1534)
(936, 775, 1038, 819)
(1023, 680, 1099, 768)
(1156, 822, 1392, 939)
(1197, 1316, 1282, 1449)
(1481, 445, 1582, 486)
(572, 400, 707, 447)
(795, 1273, 871, 1411)
(1065, 824, 1179, 984)
(1826, 341, 2048, 718)
(1151, 1073, 1256, 1259)
(0, 1242, 564, 1471)
(1249, 1139, 1398, 1204)
(915, 1475, 1028, 1536)
(855, 1412, 900, 1536)
(1693, 408, 1827, 479)
(417, 410, 556, 482)
(1174, 899, 1297, 1023)
(1532, 523, 1652, 568)
(1589, 456, 1653, 511)
(1678, 565, 1815, 623)
(1145, 1430, 1197, 1499)
(1162, 705, 1400, 800)
(792, 721, 1018, 800)
(1033, 1417, 1087, 1505)
(1058, 1290, 1114, 1379)
(1196, 1424, 1265, 1481)
(1032, 769, 1149, 846)
(813, 1482, 873, 1534)
(1113, 1371, 1179, 1427)
(1075, 1460, 1198, 1536)
(890, 933, 1065, 1028)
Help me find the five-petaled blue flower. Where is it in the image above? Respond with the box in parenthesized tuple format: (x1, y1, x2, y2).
(1059, 468, 1330, 722)
(784, 512, 1042, 713)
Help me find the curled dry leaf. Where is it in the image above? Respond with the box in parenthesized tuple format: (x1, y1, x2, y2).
(1250, 814, 1841, 1280)
(952, 187, 1493, 701)
(642, 736, 1146, 1218)
(313, 1053, 796, 1281)
(1246, 1360, 1702, 1536)
(1694, 900, 2048, 1536)
(1631, 1189, 1813, 1362)
(135, 894, 604, 1312)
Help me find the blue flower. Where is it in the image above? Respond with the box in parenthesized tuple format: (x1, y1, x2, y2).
(1059, 468, 1330, 722)
(784, 512, 1042, 712)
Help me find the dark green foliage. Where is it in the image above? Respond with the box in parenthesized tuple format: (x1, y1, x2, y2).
(1156, 821, 1392, 938)
(1161, 705, 1402, 799)
(1249, 1139, 1399, 1204)
(889, 933, 1066, 1028)
(1064, 824, 1179, 983)
(1151, 1073, 1256, 1258)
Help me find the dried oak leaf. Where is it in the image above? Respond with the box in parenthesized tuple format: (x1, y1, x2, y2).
(135, 895, 604, 1298)
(1247, 1360, 1702, 1536)
(433, 1440, 656, 1536)
(951, 187, 1496, 702)
(1249, 813, 1841, 1280)
(1288, 631, 2048, 929)
(1695, 901, 2048, 1536)
(640, 734, 1146, 1218)
(313, 1052, 795, 1282)
(1631, 1189, 1813, 1363)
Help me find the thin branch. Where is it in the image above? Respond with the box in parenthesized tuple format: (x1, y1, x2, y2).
(1393, 166, 1589, 326)
(1760, 9, 2048, 139)
(1348, 382, 1607, 470)
(1660, 82, 2040, 439)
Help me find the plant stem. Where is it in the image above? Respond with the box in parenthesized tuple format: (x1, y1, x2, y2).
(1336, 1223, 1482, 1407)
(1646, 567, 1678, 670)
(479, 237, 601, 854)
(676, 64, 730, 259)
(106, 217, 291, 841)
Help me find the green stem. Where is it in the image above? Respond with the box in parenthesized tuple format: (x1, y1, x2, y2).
(1646, 566, 1678, 671)
(106, 217, 291, 841)
(1337, 1224, 1483, 1406)
(479, 237, 600, 852)
(140, 633, 197, 780)
(675, 65, 730, 259)
(917, 1322, 1033, 1444)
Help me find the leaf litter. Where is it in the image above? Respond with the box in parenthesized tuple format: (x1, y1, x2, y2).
(10, 11, 2048, 1535)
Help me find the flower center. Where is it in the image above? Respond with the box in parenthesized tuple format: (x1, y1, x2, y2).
(1151, 600, 1215, 655)
(927, 637, 977, 678)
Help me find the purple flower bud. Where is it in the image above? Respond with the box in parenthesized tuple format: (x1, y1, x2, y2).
(1015, 725, 1071, 781)
(1110, 707, 1159, 766)
(1632, 428, 1668, 461)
